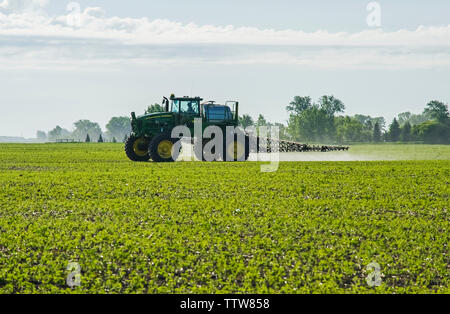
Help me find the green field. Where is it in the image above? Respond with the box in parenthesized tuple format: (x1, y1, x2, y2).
(0, 143, 449, 293)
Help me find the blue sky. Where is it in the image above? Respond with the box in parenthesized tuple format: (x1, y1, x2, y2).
(0, 0, 449, 137)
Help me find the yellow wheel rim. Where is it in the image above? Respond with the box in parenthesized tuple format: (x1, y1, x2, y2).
(227, 140, 245, 160)
(133, 138, 149, 157)
(157, 140, 174, 159)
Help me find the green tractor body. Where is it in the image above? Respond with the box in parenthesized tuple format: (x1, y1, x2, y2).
(125, 95, 246, 162)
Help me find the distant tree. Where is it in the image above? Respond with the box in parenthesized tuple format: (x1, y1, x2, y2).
(400, 122, 412, 142)
(413, 121, 450, 144)
(36, 130, 47, 141)
(372, 117, 386, 131)
(106, 116, 131, 141)
(73, 120, 102, 142)
(373, 122, 382, 142)
(112, 137, 117, 143)
(318, 95, 345, 116)
(85, 134, 91, 143)
(424, 100, 449, 124)
(239, 114, 254, 129)
(389, 118, 401, 142)
(335, 116, 368, 143)
(286, 96, 312, 115)
(397, 111, 430, 127)
(48, 126, 71, 141)
(256, 114, 268, 127)
(145, 104, 165, 114)
(288, 106, 326, 142)
(398, 112, 412, 126)
(353, 114, 372, 126)
(255, 114, 270, 136)
(286, 95, 345, 143)
(98, 134, 104, 143)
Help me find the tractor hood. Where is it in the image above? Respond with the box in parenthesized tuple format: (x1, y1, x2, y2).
(137, 112, 174, 121)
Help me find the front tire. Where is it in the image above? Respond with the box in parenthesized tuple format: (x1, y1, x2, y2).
(125, 136, 150, 162)
(149, 133, 178, 162)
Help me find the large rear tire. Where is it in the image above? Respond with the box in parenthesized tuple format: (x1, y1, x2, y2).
(125, 136, 150, 162)
(149, 133, 179, 163)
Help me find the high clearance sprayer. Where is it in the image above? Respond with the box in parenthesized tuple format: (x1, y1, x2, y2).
(125, 94, 349, 162)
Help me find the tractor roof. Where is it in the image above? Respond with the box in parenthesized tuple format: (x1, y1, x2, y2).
(170, 95, 203, 101)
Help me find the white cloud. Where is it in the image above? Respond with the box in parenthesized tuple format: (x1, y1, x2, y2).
(0, 6, 450, 69)
(0, 0, 48, 12)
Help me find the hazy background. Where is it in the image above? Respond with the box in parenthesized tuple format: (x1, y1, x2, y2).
(1, 0, 449, 138)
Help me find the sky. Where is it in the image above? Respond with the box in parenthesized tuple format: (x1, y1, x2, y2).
(0, 0, 450, 137)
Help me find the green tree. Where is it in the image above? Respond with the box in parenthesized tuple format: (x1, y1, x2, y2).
(73, 120, 102, 142)
(112, 137, 117, 143)
(318, 95, 345, 116)
(389, 118, 401, 142)
(424, 100, 449, 124)
(398, 111, 430, 127)
(106, 116, 131, 141)
(400, 122, 412, 142)
(413, 121, 450, 144)
(255, 114, 267, 127)
(48, 126, 71, 141)
(36, 130, 47, 141)
(239, 114, 254, 129)
(255, 114, 270, 136)
(98, 134, 104, 143)
(286, 96, 312, 115)
(286, 95, 345, 143)
(373, 122, 382, 143)
(292, 106, 327, 142)
(335, 117, 365, 143)
(85, 134, 91, 143)
(145, 103, 165, 114)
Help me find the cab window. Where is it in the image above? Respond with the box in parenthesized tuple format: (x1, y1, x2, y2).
(205, 105, 233, 121)
(172, 100, 180, 113)
(180, 101, 199, 115)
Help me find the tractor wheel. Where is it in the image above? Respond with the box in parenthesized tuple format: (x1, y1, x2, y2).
(224, 135, 250, 162)
(149, 133, 179, 162)
(125, 136, 150, 162)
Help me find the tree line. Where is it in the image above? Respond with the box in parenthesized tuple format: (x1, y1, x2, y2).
(37, 117, 132, 143)
(37, 99, 450, 144)
(240, 97, 449, 144)
(37, 105, 167, 143)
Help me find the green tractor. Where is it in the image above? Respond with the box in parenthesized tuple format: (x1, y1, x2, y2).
(125, 94, 250, 162)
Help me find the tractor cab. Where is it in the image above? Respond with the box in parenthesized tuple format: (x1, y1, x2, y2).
(170, 96, 202, 116)
(168, 95, 238, 125)
(169, 96, 202, 126)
